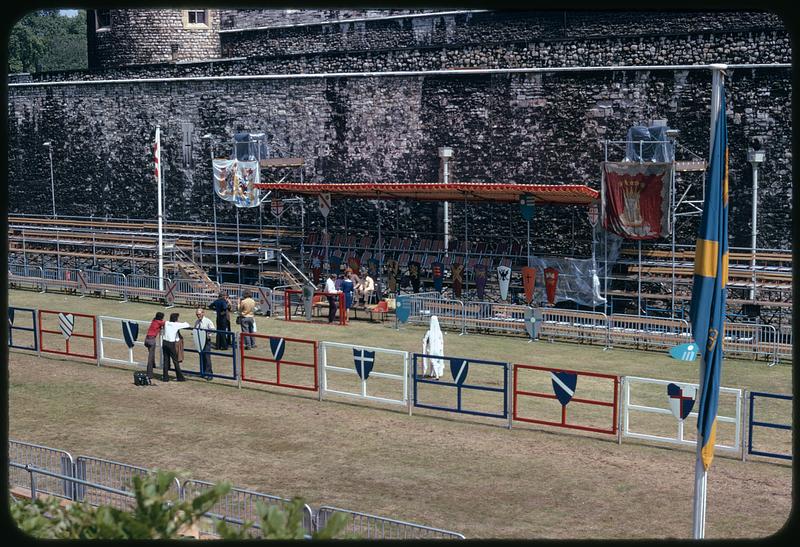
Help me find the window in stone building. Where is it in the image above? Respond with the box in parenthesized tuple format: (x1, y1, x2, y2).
(183, 9, 209, 28)
(181, 122, 194, 168)
(95, 9, 111, 30)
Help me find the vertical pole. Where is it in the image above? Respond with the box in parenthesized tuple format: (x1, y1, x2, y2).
(156, 125, 164, 291)
(671, 153, 677, 318)
(49, 145, 56, 218)
(750, 161, 758, 301)
(210, 142, 220, 283)
(464, 197, 469, 298)
(236, 208, 241, 285)
(527, 220, 531, 267)
(638, 240, 642, 316)
(602, 141, 609, 317)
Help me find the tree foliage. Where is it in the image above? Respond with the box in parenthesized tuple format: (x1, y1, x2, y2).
(10, 469, 351, 540)
(8, 10, 87, 73)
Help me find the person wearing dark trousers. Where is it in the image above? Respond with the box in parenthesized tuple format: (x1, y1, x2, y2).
(194, 308, 215, 380)
(162, 312, 190, 382)
(143, 312, 165, 379)
(324, 273, 340, 323)
(238, 290, 258, 350)
(209, 291, 232, 350)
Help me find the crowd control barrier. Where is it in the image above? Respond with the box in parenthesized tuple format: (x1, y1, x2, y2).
(8, 440, 74, 500)
(74, 455, 181, 509)
(412, 353, 510, 425)
(38, 309, 97, 360)
(747, 391, 792, 461)
(8, 264, 44, 291)
(180, 327, 237, 381)
(83, 270, 127, 300)
(513, 364, 619, 435)
(539, 309, 609, 346)
(41, 267, 82, 294)
(98, 316, 155, 369)
(621, 376, 742, 453)
(723, 323, 777, 362)
(7, 306, 39, 351)
(608, 314, 691, 351)
(173, 279, 220, 308)
(315, 506, 465, 540)
(284, 290, 347, 325)
(240, 333, 317, 391)
(126, 274, 170, 302)
(319, 341, 409, 410)
(182, 479, 314, 538)
(404, 294, 465, 333)
(462, 301, 526, 335)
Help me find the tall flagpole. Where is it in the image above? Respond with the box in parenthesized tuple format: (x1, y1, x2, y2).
(155, 124, 164, 291)
(691, 63, 726, 540)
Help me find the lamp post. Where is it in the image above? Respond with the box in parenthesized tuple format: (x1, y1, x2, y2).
(43, 141, 55, 217)
(438, 147, 453, 256)
(747, 140, 765, 301)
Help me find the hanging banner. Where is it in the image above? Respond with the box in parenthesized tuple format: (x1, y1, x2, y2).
(329, 255, 342, 274)
(601, 161, 672, 239)
(587, 202, 599, 227)
(431, 262, 444, 293)
(213, 159, 261, 208)
(521, 266, 536, 305)
(347, 256, 361, 275)
(408, 261, 421, 293)
(519, 194, 535, 221)
(451, 263, 464, 298)
(544, 267, 559, 306)
(318, 193, 331, 218)
(497, 266, 511, 301)
(474, 264, 487, 299)
(367, 258, 379, 279)
(271, 198, 284, 218)
(386, 259, 399, 294)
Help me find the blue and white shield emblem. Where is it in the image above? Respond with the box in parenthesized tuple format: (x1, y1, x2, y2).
(667, 383, 696, 420)
(58, 313, 74, 340)
(121, 321, 139, 349)
(270, 337, 286, 361)
(551, 371, 577, 406)
(8, 308, 15, 326)
(669, 343, 699, 361)
(449, 359, 469, 386)
(395, 295, 410, 324)
(524, 307, 535, 339)
(353, 348, 375, 380)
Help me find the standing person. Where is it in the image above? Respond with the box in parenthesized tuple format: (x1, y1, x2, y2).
(143, 312, 165, 379)
(162, 312, 190, 382)
(324, 273, 340, 323)
(209, 291, 231, 350)
(342, 274, 354, 311)
(421, 315, 445, 380)
(238, 290, 257, 350)
(193, 308, 215, 380)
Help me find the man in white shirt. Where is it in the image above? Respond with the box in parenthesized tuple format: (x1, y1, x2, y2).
(193, 308, 215, 380)
(162, 312, 191, 382)
(324, 273, 339, 323)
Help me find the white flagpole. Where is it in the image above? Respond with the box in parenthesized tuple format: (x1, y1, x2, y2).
(155, 124, 164, 291)
(691, 63, 725, 540)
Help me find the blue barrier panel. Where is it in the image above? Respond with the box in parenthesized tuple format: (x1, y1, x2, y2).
(412, 353, 508, 420)
(748, 391, 792, 461)
(7, 306, 38, 351)
(180, 327, 237, 381)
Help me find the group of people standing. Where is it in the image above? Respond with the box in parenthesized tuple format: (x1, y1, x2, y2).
(142, 290, 260, 382)
(323, 269, 376, 322)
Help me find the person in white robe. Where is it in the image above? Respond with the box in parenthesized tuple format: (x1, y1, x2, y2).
(421, 315, 445, 380)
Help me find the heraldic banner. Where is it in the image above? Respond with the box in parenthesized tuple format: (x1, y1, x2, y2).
(601, 162, 672, 240)
(213, 159, 261, 208)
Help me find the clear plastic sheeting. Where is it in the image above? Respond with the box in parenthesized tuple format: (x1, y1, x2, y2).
(624, 125, 675, 163)
(232, 131, 270, 161)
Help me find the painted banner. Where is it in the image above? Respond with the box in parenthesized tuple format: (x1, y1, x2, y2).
(318, 193, 331, 218)
(497, 266, 511, 301)
(347, 256, 361, 275)
(667, 383, 696, 421)
(451, 263, 464, 298)
(521, 266, 536, 305)
(431, 262, 444, 293)
(213, 159, 261, 208)
(386, 259, 399, 294)
(271, 198, 284, 217)
(519, 194, 535, 221)
(474, 264, 487, 299)
(544, 267, 559, 306)
(329, 255, 342, 274)
(602, 161, 672, 239)
(587, 202, 599, 227)
(408, 261, 421, 293)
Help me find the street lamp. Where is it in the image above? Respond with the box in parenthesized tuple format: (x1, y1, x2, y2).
(43, 141, 55, 217)
(747, 138, 766, 301)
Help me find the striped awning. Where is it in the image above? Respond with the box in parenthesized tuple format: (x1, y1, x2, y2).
(252, 182, 599, 205)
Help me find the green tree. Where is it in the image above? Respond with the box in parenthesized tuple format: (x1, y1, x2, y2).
(10, 469, 351, 539)
(8, 10, 87, 73)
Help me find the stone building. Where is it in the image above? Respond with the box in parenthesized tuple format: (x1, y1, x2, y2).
(7, 9, 792, 254)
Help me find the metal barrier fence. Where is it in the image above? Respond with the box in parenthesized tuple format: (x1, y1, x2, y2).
(723, 323, 777, 363)
(404, 294, 465, 333)
(462, 301, 526, 335)
(98, 316, 154, 369)
(621, 376, 742, 453)
(126, 274, 169, 302)
(315, 506, 465, 540)
(38, 309, 97, 360)
(219, 283, 271, 316)
(182, 479, 314, 538)
(285, 290, 347, 325)
(172, 279, 221, 308)
(84, 270, 127, 300)
(775, 327, 792, 363)
(240, 334, 318, 391)
(747, 391, 792, 461)
(180, 327, 238, 381)
(41, 267, 81, 294)
(319, 341, 410, 410)
(8, 440, 74, 500)
(608, 314, 692, 351)
(7, 306, 39, 351)
(513, 364, 619, 436)
(412, 353, 510, 424)
(74, 455, 182, 509)
(8, 264, 44, 290)
(539, 309, 609, 346)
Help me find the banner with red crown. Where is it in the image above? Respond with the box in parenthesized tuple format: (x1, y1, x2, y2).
(601, 162, 672, 240)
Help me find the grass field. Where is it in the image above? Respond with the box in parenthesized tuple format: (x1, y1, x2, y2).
(7, 288, 793, 539)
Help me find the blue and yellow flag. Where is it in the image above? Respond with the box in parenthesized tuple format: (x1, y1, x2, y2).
(689, 85, 729, 471)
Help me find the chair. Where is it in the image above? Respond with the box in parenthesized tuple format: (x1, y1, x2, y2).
(367, 300, 389, 322)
